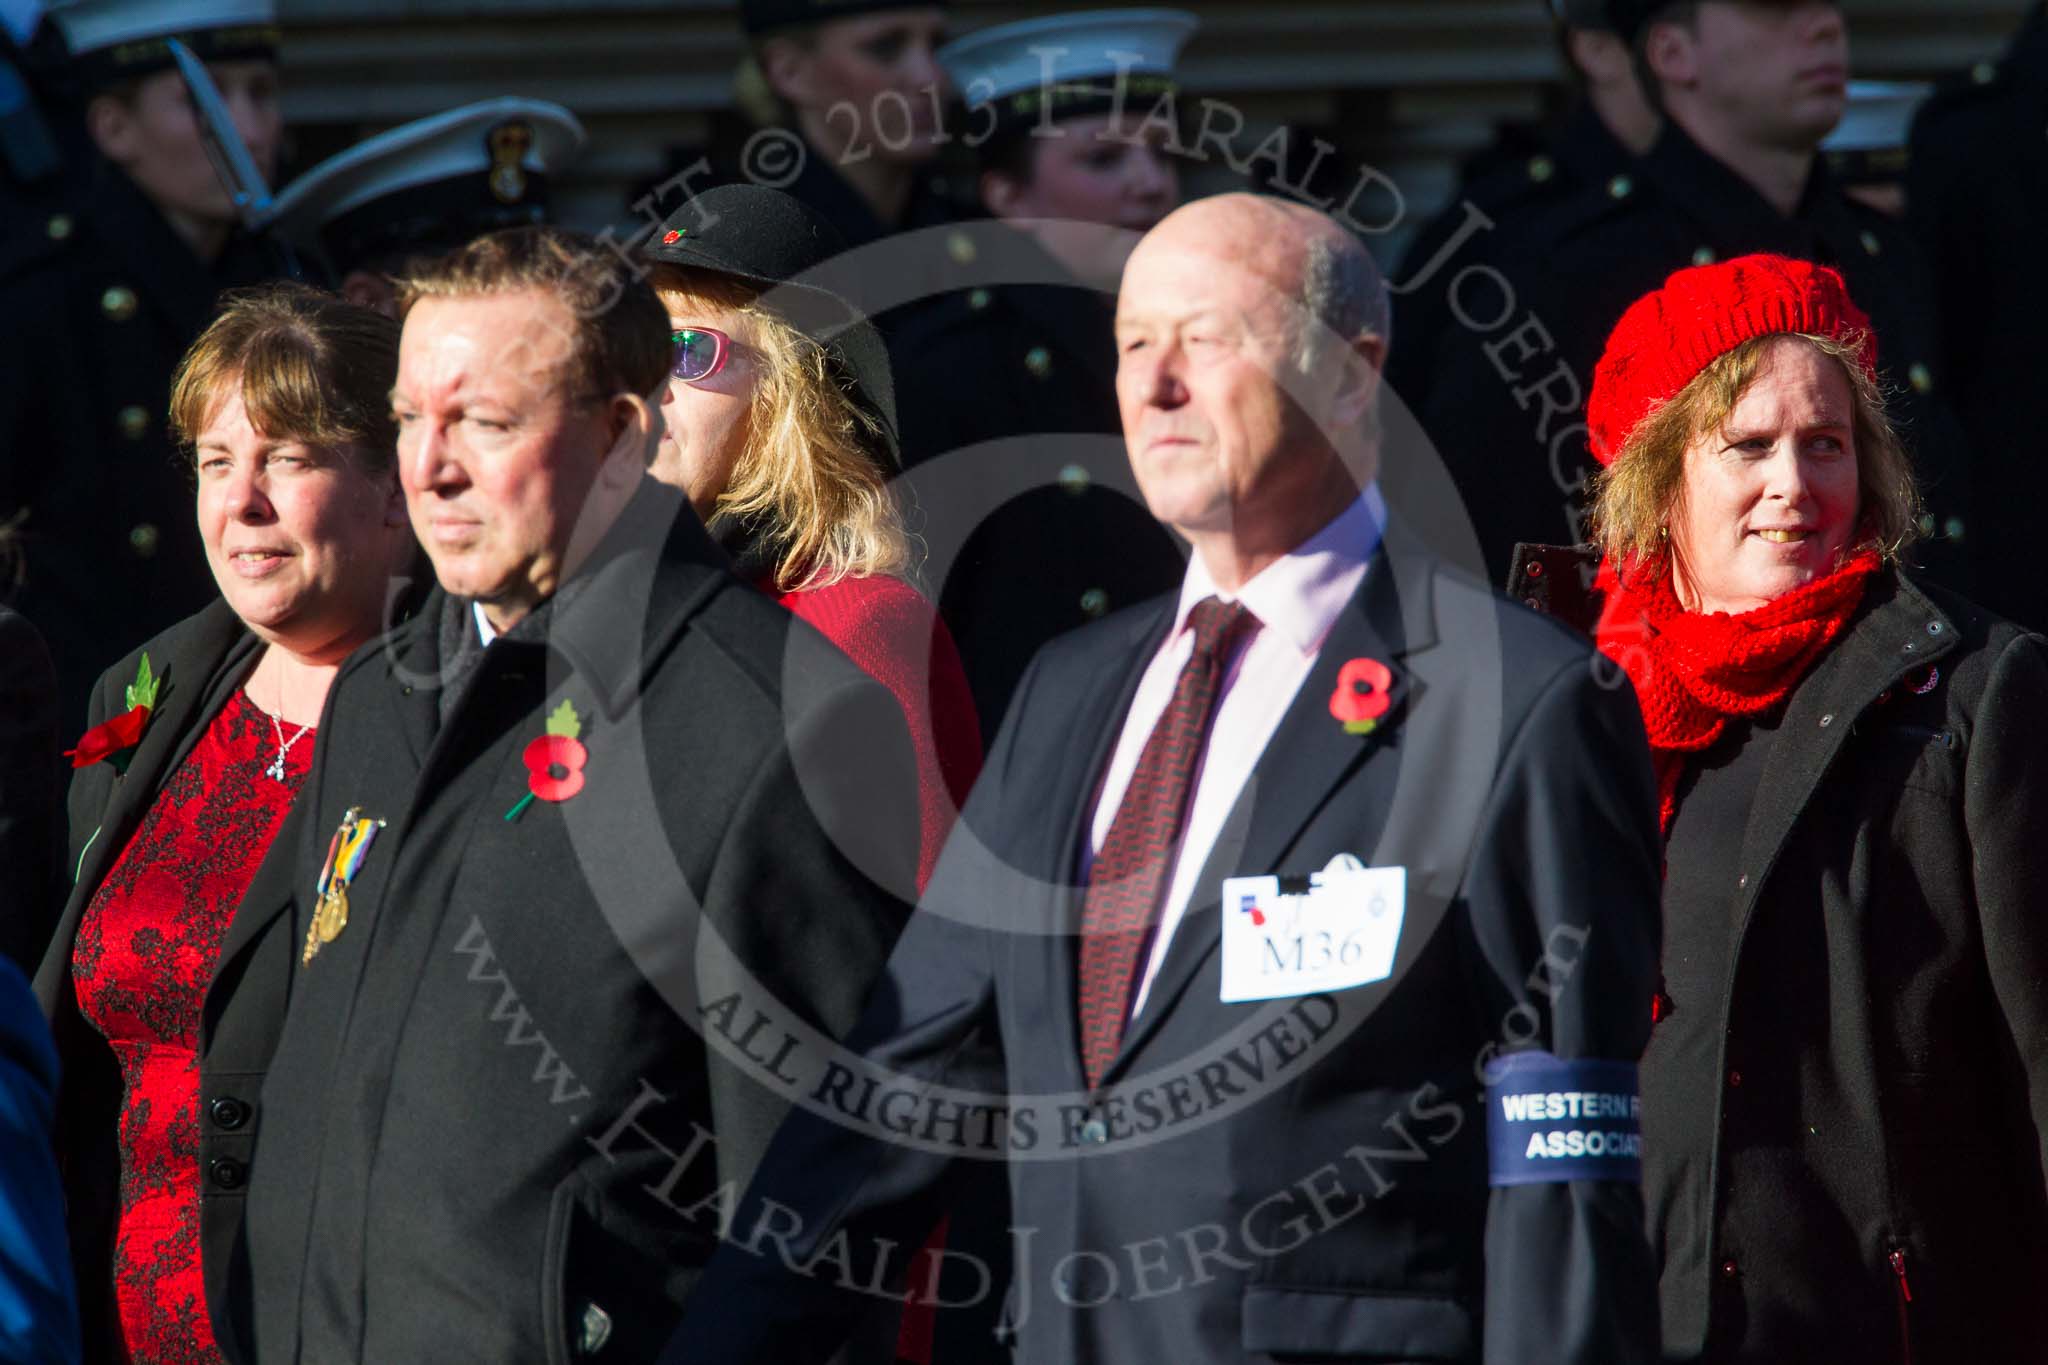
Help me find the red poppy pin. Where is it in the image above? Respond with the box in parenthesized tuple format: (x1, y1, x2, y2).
(1329, 656, 1394, 736)
(66, 653, 161, 774)
(505, 699, 587, 822)
(662, 228, 684, 245)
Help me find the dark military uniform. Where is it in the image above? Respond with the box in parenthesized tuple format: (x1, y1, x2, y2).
(0, 22, 75, 263)
(0, 168, 277, 728)
(774, 146, 961, 252)
(1909, 2, 2048, 628)
(888, 225, 1185, 736)
(1415, 121, 1971, 591)
(1388, 103, 1634, 420)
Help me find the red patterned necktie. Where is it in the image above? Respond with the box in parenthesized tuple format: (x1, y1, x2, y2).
(1077, 595, 1255, 1090)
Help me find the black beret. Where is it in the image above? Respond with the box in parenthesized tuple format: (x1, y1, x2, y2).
(640, 184, 899, 467)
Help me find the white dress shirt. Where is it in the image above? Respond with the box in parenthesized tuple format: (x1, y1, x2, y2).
(1085, 487, 1385, 1020)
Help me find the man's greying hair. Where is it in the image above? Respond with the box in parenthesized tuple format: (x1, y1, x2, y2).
(1295, 233, 1391, 373)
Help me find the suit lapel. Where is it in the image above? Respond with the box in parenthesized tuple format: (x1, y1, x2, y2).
(68, 617, 255, 922)
(1106, 527, 1439, 1076)
(36, 607, 253, 1011)
(211, 607, 442, 997)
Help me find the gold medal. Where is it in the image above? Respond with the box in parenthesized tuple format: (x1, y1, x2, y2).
(302, 883, 349, 964)
(303, 807, 383, 965)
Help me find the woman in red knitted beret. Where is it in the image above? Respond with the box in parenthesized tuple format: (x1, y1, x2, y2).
(1511, 252, 2048, 1363)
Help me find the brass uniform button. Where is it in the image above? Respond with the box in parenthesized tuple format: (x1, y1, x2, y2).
(1860, 230, 1882, 258)
(116, 404, 149, 440)
(967, 288, 991, 311)
(1024, 346, 1052, 379)
(1057, 463, 1090, 495)
(1079, 588, 1109, 618)
(947, 231, 977, 265)
(101, 285, 139, 321)
(45, 214, 72, 241)
(1907, 362, 1933, 395)
(1916, 512, 1937, 538)
(1944, 515, 1966, 543)
(1972, 61, 1997, 85)
(129, 523, 160, 558)
(1691, 246, 1716, 267)
(1527, 155, 1555, 184)
(1607, 174, 1633, 200)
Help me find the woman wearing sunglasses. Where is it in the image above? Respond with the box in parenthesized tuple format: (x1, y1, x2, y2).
(639, 185, 980, 894)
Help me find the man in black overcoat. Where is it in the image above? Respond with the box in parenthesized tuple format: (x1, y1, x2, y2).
(1414, 0, 1970, 591)
(231, 227, 923, 1363)
(659, 194, 1664, 1365)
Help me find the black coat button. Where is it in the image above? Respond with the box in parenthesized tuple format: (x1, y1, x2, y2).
(211, 1097, 249, 1130)
(211, 1157, 247, 1190)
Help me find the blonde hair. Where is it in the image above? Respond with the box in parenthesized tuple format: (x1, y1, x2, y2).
(1589, 331, 1919, 571)
(651, 265, 909, 591)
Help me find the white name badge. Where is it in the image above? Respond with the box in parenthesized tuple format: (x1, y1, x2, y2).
(1219, 855, 1406, 1003)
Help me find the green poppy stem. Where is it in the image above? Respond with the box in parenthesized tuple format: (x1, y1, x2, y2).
(504, 792, 537, 823)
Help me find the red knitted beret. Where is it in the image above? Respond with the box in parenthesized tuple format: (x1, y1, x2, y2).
(1585, 253, 1878, 466)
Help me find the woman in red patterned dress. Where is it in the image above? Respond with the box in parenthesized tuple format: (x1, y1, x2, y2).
(33, 285, 414, 1364)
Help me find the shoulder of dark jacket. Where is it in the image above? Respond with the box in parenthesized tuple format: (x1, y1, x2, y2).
(1026, 586, 1176, 679)
(1891, 568, 2037, 664)
(0, 208, 77, 288)
(1915, 4, 2047, 133)
(1506, 543, 1605, 639)
(1911, 66, 2005, 143)
(1488, 171, 1656, 266)
(90, 598, 249, 710)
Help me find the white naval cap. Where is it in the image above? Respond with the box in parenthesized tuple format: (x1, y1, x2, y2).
(45, 0, 273, 56)
(267, 97, 584, 274)
(1822, 80, 1933, 154)
(939, 7, 1196, 135)
(1, 0, 43, 46)
(1822, 80, 1932, 184)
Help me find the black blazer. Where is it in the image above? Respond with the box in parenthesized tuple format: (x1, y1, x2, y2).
(31, 598, 278, 1364)
(663, 519, 1667, 1364)
(0, 607, 62, 972)
(233, 483, 921, 1364)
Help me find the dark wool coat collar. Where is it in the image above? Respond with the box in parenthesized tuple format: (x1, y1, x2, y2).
(395, 477, 734, 742)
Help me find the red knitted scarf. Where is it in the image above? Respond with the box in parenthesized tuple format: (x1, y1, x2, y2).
(1593, 548, 1881, 832)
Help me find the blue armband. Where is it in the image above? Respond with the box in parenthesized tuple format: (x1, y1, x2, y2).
(1484, 1051, 1641, 1186)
